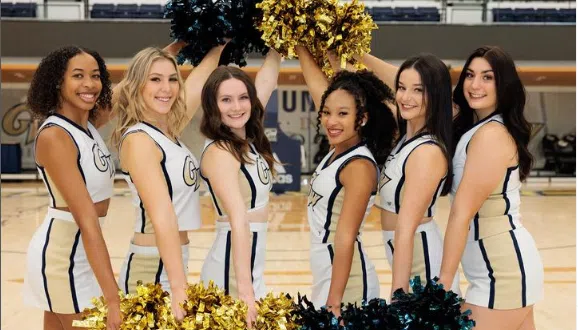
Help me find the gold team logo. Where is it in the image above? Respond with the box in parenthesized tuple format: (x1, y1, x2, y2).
(2, 103, 39, 144)
(379, 170, 391, 191)
(183, 155, 200, 191)
(256, 155, 271, 186)
(93, 144, 114, 178)
(307, 172, 323, 207)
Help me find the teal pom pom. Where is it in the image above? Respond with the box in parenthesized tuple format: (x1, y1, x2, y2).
(388, 276, 476, 330)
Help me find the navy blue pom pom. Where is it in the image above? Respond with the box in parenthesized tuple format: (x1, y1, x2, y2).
(388, 276, 476, 330)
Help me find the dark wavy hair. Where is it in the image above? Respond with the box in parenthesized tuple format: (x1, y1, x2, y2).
(453, 46, 533, 181)
(27, 46, 112, 122)
(395, 54, 454, 195)
(200, 66, 275, 172)
(317, 70, 398, 165)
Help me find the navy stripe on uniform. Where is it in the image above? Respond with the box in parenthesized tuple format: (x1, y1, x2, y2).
(510, 230, 527, 307)
(327, 245, 334, 264)
(250, 232, 258, 283)
(42, 218, 55, 312)
(124, 253, 135, 294)
(387, 239, 395, 253)
(357, 240, 368, 302)
(420, 231, 431, 280)
(428, 178, 444, 217)
(474, 213, 480, 241)
(68, 230, 82, 313)
(241, 165, 257, 208)
(39, 167, 56, 208)
(224, 231, 232, 295)
(479, 239, 496, 309)
(154, 259, 164, 284)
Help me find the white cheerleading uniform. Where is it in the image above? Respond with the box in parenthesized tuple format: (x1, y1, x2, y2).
(200, 139, 272, 299)
(452, 113, 544, 309)
(377, 133, 460, 294)
(23, 114, 114, 314)
(118, 122, 201, 294)
(308, 143, 380, 308)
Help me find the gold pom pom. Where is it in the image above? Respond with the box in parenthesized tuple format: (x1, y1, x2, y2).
(179, 281, 247, 330)
(255, 292, 300, 330)
(257, 0, 377, 77)
(72, 281, 177, 329)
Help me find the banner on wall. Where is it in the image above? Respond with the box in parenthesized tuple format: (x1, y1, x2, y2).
(265, 90, 302, 192)
(1, 89, 39, 170)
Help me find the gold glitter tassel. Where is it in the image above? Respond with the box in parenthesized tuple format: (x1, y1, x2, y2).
(256, 0, 377, 77)
(179, 281, 247, 330)
(254, 292, 300, 330)
(72, 281, 177, 329)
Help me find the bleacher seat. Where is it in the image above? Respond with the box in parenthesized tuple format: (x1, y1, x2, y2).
(559, 8, 576, 22)
(11, 2, 36, 17)
(138, 4, 163, 19)
(114, 4, 138, 19)
(91, 3, 115, 18)
(493, 7, 574, 23)
(1, 2, 14, 17)
(370, 6, 440, 22)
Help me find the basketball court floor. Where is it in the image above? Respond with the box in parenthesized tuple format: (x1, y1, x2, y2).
(1, 179, 575, 329)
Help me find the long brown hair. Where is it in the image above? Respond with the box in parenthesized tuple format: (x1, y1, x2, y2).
(201, 66, 275, 172)
(453, 46, 533, 181)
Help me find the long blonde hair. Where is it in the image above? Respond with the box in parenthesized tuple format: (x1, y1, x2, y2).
(111, 47, 187, 150)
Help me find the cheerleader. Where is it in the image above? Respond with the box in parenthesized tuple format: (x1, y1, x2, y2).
(198, 50, 282, 328)
(346, 53, 461, 295)
(438, 46, 544, 329)
(22, 46, 121, 329)
(111, 45, 226, 321)
(296, 46, 398, 314)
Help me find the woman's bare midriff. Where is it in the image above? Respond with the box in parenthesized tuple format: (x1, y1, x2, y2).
(380, 208, 433, 231)
(54, 198, 110, 217)
(216, 207, 268, 223)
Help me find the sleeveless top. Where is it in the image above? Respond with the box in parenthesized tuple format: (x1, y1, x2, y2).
(377, 133, 446, 218)
(121, 122, 201, 233)
(200, 139, 272, 217)
(308, 143, 378, 244)
(451, 113, 522, 241)
(35, 113, 114, 207)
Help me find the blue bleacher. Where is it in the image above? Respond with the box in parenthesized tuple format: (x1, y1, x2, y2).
(493, 7, 575, 23)
(138, 4, 163, 19)
(1, 2, 14, 17)
(1, 2, 36, 18)
(90, 4, 164, 19)
(114, 4, 138, 18)
(370, 7, 440, 22)
(90, 3, 115, 18)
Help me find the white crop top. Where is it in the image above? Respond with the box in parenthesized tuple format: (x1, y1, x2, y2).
(308, 143, 377, 244)
(200, 139, 272, 217)
(36, 114, 114, 207)
(377, 133, 446, 218)
(122, 122, 202, 233)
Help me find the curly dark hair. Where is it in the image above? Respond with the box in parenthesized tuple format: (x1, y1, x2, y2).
(316, 70, 398, 165)
(453, 46, 533, 181)
(27, 45, 112, 122)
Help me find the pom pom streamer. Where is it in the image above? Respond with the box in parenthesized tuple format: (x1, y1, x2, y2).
(165, 0, 233, 66)
(254, 292, 300, 330)
(219, 0, 270, 67)
(72, 281, 177, 329)
(179, 281, 247, 329)
(257, 0, 376, 76)
(388, 276, 476, 330)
